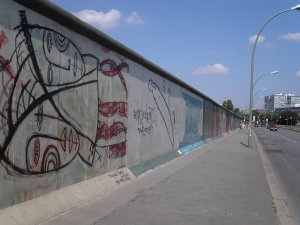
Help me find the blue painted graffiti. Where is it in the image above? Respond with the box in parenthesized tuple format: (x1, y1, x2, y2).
(179, 92, 203, 148)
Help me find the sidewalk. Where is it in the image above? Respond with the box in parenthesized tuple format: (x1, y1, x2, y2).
(279, 125, 300, 132)
(36, 129, 280, 225)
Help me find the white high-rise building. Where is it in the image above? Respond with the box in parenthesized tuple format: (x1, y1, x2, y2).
(264, 93, 300, 112)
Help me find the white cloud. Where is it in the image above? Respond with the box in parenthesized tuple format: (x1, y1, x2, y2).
(125, 12, 144, 25)
(278, 32, 300, 41)
(249, 35, 266, 45)
(295, 70, 300, 77)
(73, 9, 122, 29)
(193, 63, 230, 75)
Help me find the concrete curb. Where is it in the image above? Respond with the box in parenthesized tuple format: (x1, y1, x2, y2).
(254, 132, 295, 225)
(0, 168, 135, 225)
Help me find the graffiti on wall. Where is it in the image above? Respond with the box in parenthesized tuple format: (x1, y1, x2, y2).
(148, 79, 175, 149)
(179, 92, 203, 148)
(212, 105, 221, 136)
(133, 105, 157, 137)
(0, 10, 128, 175)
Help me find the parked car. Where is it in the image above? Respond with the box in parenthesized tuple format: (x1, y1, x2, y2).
(270, 124, 278, 131)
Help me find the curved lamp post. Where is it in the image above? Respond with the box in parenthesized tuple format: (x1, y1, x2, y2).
(253, 88, 268, 107)
(253, 71, 279, 88)
(248, 5, 300, 148)
(252, 71, 278, 108)
(254, 88, 267, 98)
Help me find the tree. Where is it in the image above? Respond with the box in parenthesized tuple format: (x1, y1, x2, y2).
(222, 100, 234, 111)
(265, 113, 272, 123)
(277, 110, 299, 125)
(234, 107, 240, 115)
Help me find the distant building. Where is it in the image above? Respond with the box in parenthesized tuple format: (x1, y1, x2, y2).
(264, 96, 270, 112)
(264, 93, 300, 116)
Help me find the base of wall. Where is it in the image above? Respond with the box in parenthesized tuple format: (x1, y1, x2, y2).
(0, 168, 135, 225)
(129, 151, 180, 177)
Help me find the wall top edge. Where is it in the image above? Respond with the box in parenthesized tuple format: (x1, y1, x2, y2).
(12, 0, 238, 116)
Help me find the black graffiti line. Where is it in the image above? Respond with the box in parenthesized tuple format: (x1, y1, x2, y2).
(33, 112, 98, 149)
(17, 12, 95, 98)
(14, 20, 99, 84)
(1, 81, 94, 175)
(42, 68, 98, 87)
(25, 133, 77, 173)
(152, 94, 174, 147)
(19, 11, 66, 130)
(0, 21, 100, 175)
(16, 80, 31, 119)
(1, 78, 97, 164)
(0, 111, 7, 120)
(6, 54, 30, 132)
(7, 15, 99, 120)
(0, 77, 11, 102)
(42, 149, 60, 172)
(54, 32, 70, 52)
(14, 22, 83, 62)
(2, 11, 108, 173)
(87, 145, 95, 165)
(42, 30, 84, 75)
(27, 79, 38, 105)
(21, 12, 99, 171)
(42, 39, 99, 87)
(1, 34, 26, 72)
(79, 145, 96, 167)
(149, 80, 174, 148)
(1, 133, 62, 175)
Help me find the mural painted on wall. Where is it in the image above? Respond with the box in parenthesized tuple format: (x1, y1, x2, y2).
(0, 10, 128, 176)
(226, 111, 230, 132)
(212, 104, 221, 136)
(203, 100, 213, 139)
(179, 92, 203, 148)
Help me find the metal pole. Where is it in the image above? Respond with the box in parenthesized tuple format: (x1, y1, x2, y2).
(248, 8, 292, 148)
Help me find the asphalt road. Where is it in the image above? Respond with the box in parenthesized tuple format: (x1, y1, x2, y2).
(255, 126, 300, 225)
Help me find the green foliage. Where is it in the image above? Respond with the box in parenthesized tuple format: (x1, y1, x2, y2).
(222, 99, 234, 111)
(234, 108, 240, 115)
(277, 110, 299, 125)
(222, 99, 244, 119)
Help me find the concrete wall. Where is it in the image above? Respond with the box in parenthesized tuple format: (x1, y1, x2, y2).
(0, 0, 240, 209)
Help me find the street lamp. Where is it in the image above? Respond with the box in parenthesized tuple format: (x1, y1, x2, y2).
(254, 88, 267, 98)
(253, 71, 279, 88)
(248, 4, 300, 148)
(254, 88, 267, 109)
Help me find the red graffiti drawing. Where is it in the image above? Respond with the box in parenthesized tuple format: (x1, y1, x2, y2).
(99, 101, 127, 118)
(96, 122, 126, 141)
(108, 141, 126, 158)
(0, 31, 8, 49)
(99, 59, 129, 98)
(102, 46, 111, 53)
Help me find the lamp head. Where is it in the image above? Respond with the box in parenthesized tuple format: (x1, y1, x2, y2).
(271, 70, 279, 75)
(291, 4, 300, 10)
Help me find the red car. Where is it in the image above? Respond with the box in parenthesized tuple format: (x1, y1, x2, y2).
(270, 125, 278, 131)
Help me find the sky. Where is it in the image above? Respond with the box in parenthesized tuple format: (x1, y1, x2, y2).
(49, 0, 300, 110)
